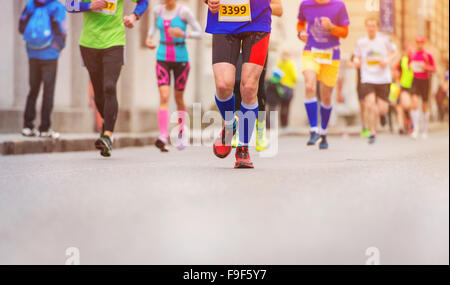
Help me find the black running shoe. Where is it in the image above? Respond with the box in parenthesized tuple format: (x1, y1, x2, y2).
(155, 138, 169, 152)
(368, 134, 376, 145)
(307, 131, 320, 146)
(95, 135, 113, 157)
(319, 135, 329, 150)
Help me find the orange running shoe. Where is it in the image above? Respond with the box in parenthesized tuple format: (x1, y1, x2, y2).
(213, 123, 236, 159)
(234, 146, 254, 169)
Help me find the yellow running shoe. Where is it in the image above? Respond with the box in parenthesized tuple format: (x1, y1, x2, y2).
(255, 120, 268, 152)
(360, 127, 371, 139)
(232, 129, 239, 148)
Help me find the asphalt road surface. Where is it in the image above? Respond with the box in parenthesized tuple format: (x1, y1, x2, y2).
(0, 131, 448, 265)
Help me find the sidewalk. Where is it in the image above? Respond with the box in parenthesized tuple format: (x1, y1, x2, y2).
(0, 133, 158, 156)
(1, 123, 447, 155)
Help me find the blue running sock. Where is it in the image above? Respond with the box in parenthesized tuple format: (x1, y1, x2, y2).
(215, 93, 235, 126)
(238, 102, 259, 146)
(320, 103, 333, 135)
(305, 98, 318, 132)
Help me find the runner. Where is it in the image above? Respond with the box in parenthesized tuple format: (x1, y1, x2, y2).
(351, 54, 371, 139)
(394, 44, 415, 135)
(275, 50, 298, 131)
(410, 36, 436, 139)
(266, 67, 286, 129)
(388, 77, 403, 134)
(231, 0, 283, 152)
(66, 0, 149, 157)
(145, 0, 202, 152)
(205, 0, 272, 169)
(354, 17, 397, 144)
(297, 0, 350, 150)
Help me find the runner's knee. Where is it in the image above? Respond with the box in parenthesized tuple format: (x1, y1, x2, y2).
(305, 82, 316, 95)
(364, 94, 376, 106)
(160, 93, 170, 105)
(216, 80, 234, 97)
(402, 100, 411, 110)
(103, 81, 117, 98)
(378, 102, 389, 115)
(175, 95, 185, 107)
(241, 81, 258, 99)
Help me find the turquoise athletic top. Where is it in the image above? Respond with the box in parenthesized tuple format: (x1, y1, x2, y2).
(149, 5, 202, 63)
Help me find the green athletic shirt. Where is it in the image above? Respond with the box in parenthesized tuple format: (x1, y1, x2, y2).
(400, 56, 414, 89)
(79, 0, 137, 49)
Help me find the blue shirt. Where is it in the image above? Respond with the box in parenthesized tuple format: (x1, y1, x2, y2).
(206, 0, 272, 35)
(21, 0, 67, 60)
(298, 0, 350, 49)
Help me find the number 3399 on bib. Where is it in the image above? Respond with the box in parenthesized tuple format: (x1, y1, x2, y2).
(219, 0, 251, 22)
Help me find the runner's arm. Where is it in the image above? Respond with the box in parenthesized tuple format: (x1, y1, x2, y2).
(394, 60, 402, 79)
(297, 20, 306, 33)
(298, 19, 358, 35)
(132, 0, 149, 19)
(327, 3, 350, 39)
(65, 0, 91, 13)
(385, 38, 398, 67)
(181, 7, 203, 39)
(271, 0, 283, 17)
(297, 20, 308, 42)
(395, 60, 401, 73)
(204, 0, 219, 14)
(330, 25, 349, 39)
(147, 6, 159, 37)
(387, 51, 398, 67)
(425, 54, 437, 73)
(353, 42, 363, 68)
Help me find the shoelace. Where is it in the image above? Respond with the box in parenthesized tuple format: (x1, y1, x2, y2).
(236, 147, 249, 159)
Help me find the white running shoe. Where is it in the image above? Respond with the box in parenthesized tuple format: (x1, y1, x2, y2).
(39, 129, 60, 139)
(177, 132, 187, 151)
(421, 133, 428, 140)
(21, 128, 39, 137)
(411, 132, 419, 140)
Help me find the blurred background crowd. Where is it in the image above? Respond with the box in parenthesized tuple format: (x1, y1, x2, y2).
(1, 0, 448, 134)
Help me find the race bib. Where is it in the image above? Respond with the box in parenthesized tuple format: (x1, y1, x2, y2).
(94, 0, 117, 15)
(219, 0, 251, 22)
(411, 61, 425, 73)
(366, 56, 382, 67)
(312, 47, 333, 65)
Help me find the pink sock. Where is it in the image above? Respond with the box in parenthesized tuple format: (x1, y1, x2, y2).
(158, 109, 169, 142)
(178, 110, 187, 135)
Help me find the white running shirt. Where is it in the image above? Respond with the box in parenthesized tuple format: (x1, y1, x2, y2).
(354, 33, 397, 84)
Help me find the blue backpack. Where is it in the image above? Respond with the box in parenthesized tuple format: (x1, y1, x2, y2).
(23, 5, 54, 50)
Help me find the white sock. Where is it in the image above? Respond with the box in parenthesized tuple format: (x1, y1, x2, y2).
(422, 112, 429, 134)
(411, 110, 420, 134)
(319, 128, 327, 136)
